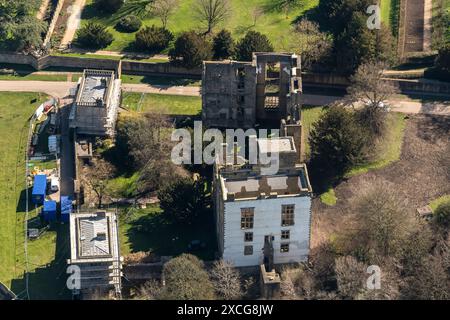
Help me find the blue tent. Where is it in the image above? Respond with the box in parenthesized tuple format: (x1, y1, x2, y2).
(32, 174, 47, 204)
(60, 196, 72, 223)
(42, 200, 57, 222)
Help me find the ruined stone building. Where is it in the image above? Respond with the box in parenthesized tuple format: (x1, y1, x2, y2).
(213, 126, 312, 268)
(202, 53, 302, 129)
(68, 210, 122, 297)
(70, 69, 121, 137)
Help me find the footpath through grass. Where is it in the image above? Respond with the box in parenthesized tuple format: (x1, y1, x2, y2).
(122, 92, 201, 115)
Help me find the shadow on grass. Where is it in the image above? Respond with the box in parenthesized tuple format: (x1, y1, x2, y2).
(417, 114, 450, 143)
(123, 208, 217, 261)
(123, 75, 200, 86)
(10, 224, 72, 300)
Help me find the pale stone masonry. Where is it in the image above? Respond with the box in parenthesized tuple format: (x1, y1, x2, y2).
(202, 52, 302, 128)
(213, 133, 312, 267)
(70, 69, 121, 137)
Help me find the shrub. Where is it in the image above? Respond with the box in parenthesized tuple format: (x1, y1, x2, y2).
(76, 22, 113, 49)
(309, 106, 369, 177)
(135, 25, 174, 53)
(160, 254, 215, 300)
(234, 31, 274, 61)
(434, 202, 450, 229)
(435, 43, 450, 77)
(116, 15, 142, 33)
(213, 29, 234, 60)
(169, 31, 213, 68)
(94, 0, 124, 13)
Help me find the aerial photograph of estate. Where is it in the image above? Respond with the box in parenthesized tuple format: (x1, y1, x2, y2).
(0, 0, 449, 308)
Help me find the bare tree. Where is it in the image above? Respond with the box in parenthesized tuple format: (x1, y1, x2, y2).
(347, 61, 399, 135)
(280, 271, 298, 299)
(150, 0, 179, 28)
(194, 0, 230, 34)
(81, 158, 115, 208)
(137, 279, 163, 300)
(251, 6, 264, 26)
(210, 260, 242, 300)
(334, 256, 367, 299)
(352, 179, 417, 258)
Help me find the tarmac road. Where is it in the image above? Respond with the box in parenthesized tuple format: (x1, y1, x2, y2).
(1, 80, 449, 116)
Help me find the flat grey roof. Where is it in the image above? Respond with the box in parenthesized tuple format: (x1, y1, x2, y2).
(79, 76, 109, 105)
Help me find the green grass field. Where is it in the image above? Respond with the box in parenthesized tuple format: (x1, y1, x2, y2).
(0, 92, 70, 299)
(0, 73, 69, 82)
(301, 105, 326, 159)
(122, 92, 201, 115)
(118, 205, 216, 260)
(79, 0, 319, 52)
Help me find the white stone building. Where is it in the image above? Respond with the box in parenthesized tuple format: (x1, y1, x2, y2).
(213, 134, 312, 267)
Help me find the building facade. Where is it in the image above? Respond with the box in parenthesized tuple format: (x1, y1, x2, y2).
(70, 69, 121, 137)
(202, 52, 302, 129)
(68, 210, 122, 297)
(213, 133, 312, 267)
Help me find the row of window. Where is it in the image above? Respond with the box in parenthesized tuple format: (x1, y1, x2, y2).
(244, 230, 290, 242)
(244, 243, 290, 256)
(240, 205, 295, 229)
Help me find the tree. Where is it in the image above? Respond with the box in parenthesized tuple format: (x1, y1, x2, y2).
(404, 253, 450, 300)
(210, 260, 242, 300)
(81, 158, 115, 208)
(275, 0, 302, 19)
(347, 61, 398, 136)
(76, 22, 113, 49)
(334, 256, 367, 299)
(135, 25, 174, 53)
(158, 177, 208, 224)
(251, 6, 264, 27)
(286, 18, 332, 70)
(434, 202, 450, 230)
(0, 0, 45, 52)
(435, 43, 450, 77)
(309, 106, 368, 177)
(169, 31, 213, 68)
(234, 31, 274, 61)
(194, 0, 230, 34)
(150, 0, 179, 28)
(94, 0, 124, 13)
(122, 113, 186, 194)
(212, 29, 234, 60)
(352, 180, 416, 257)
(160, 254, 215, 300)
(116, 15, 142, 33)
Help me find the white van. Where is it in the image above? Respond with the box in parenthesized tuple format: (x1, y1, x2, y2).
(50, 177, 59, 192)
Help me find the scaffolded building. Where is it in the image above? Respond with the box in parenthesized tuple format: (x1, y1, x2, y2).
(70, 69, 121, 137)
(68, 210, 122, 297)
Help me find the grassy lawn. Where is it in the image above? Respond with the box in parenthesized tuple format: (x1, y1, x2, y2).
(118, 205, 216, 260)
(79, 0, 319, 52)
(0, 73, 69, 82)
(51, 52, 169, 63)
(301, 105, 326, 159)
(430, 195, 450, 211)
(122, 92, 201, 115)
(320, 187, 337, 206)
(121, 74, 200, 86)
(0, 92, 70, 299)
(346, 112, 407, 177)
